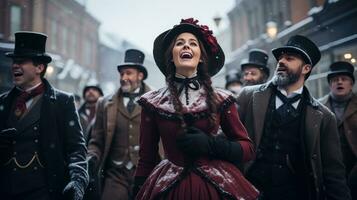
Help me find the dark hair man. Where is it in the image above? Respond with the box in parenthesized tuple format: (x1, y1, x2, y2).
(0, 31, 88, 200)
(237, 35, 351, 200)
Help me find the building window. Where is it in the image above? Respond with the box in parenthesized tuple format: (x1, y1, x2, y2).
(62, 26, 68, 54)
(70, 31, 77, 59)
(83, 39, 92, 66)
(10, 5, 22, 39)
(51, 20, 57, 50)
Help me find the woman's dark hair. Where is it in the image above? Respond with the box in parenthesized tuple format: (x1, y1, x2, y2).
(164, 34, 218, 131)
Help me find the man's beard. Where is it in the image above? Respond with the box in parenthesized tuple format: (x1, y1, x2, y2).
(120, 80, 141, 93)
(244, 78, 265, 86)
(272, 64, 302, 87)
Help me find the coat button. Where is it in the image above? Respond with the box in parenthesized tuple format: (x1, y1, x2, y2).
(129, 124, 133, 129)
(33, 126, 38, 130)
(312, 154, 317, 160)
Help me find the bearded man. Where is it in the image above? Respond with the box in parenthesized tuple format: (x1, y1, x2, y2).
(237, 35, 351, 200)
(87, 49, 151, 200)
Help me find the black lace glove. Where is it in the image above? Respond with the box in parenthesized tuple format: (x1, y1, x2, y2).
(176, 127, 243, 164)
(63, 181, 85, 200)
(133, 176, 147, 198)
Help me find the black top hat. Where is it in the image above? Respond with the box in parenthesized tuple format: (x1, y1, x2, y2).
(153, 18, 225, 77)
(272, 35, 321, 67)
(327, 61, 355, 83)
(225, 70, 242, 88)
(117, 49, 148, 80)
(82, 85, 104, 98)
(241, 49, 270, 76)
(5, 31, 52, 63)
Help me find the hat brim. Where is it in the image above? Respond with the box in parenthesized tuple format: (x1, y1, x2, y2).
(272, 46, 312, 65)
(153, 23, 225, 77)
(327, 71, 355, 83)
(5, 52, 52, 63)
(117, 63, 148, 80)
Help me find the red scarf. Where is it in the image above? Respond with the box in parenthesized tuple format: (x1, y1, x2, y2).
(14, 83, 45, 118)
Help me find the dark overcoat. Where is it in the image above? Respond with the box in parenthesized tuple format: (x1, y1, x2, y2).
(237, 83, 351, 200)
(0, 79, 88, 200)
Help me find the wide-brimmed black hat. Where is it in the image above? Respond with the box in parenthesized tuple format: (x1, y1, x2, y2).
(117, 49, 148, 80)
(272, 35, 321, 67)
(153, 18, 225, 77)
(82, 85, 104, 98)
(225, 70, 242, 88)
(5, 31, 52, 63)
(241, 49, 269, 76)
(327, 61, 355, 83)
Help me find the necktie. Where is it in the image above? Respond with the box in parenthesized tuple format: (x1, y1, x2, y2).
(14, 83, 45, 118)
(122, 92, 141, 113)
(126, 96, 135, 113)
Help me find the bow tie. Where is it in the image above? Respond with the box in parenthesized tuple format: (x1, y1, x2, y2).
(173, 76, 200, 105)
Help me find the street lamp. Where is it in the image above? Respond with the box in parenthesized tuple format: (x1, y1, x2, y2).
(266, 21, 278, 39)
(213, 14, 222, 29)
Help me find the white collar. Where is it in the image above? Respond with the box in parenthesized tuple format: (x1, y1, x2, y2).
(277, 86, 303, 98)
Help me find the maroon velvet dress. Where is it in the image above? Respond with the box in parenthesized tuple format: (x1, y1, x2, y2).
(135, 87, 259, 200)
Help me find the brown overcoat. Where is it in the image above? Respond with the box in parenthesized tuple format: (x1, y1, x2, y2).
(319, 94, 357, 159)
(88, 83, 151, 171)
(237, 83, 351, 200)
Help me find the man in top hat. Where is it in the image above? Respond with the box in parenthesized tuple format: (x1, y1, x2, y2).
(319, 61, 357, 199)
(78, 85, 104, 142)
(0, 31, 88, 200)
(225, 69, 243, 96)
(87, 49, 151, 200)
(237, 35, 351, 199)
(241, 49, 270, 86)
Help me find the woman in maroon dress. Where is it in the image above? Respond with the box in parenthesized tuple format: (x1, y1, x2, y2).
(134, 18, 259, 200)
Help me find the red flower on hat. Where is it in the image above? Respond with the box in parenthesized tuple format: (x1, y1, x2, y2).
(179, 18, 219, 54)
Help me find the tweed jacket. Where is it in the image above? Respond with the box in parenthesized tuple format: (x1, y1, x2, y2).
(88, 83, 151, 171)
(237, 82, 351, 200)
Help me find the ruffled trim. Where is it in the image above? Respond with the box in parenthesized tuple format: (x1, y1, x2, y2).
(138, 95, 236, 122)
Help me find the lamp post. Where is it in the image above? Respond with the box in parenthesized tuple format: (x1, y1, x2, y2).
(266, 21, 278, 39)
(213, 14, 222, 30)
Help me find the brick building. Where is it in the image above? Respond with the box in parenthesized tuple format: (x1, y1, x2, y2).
(0, 0, 100, 94)
(226, 0, 357, 98)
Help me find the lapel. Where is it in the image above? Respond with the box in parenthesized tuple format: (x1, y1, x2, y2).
(303, 88, 323, 157)
(342, 94, 357, 122)
(304, 105, 323, 157)
(16, 96, 43, 133)
(117, 93, 131, 119)
(252, 84, 272, 147)
(106, 93, 118, 143)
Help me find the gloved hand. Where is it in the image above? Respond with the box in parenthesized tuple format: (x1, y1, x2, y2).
(132, 176, 147, 198)
(63, 181, 84, 200)
(176, 126, 243, 164)
(176, 126, 211, 157)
